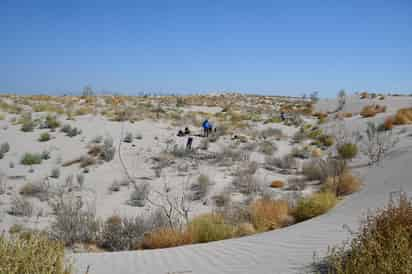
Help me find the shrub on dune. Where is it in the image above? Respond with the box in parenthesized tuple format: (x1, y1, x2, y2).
(189, 213, 234, 243)
(394, 108, 412, 125)
(325, 193, 412, 273)
(141, 228, 192, 249)
(248, 198, 291, 231)
(294, 191, 337, 222)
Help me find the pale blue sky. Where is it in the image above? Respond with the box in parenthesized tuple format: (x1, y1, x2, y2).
(1, 0, 411, 97)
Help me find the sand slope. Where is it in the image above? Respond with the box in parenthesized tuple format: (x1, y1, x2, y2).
(74, 131, 412, 273)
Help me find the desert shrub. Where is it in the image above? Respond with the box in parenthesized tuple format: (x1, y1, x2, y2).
(248, 198, 291, 231)
(360, 104, 386, 118)
(60, 124, 71, 133)
(0, 233, 72, 274)
(259, 128, 283, 139)
(44, 115, 60, 129)
(258, 140, 278, 155)
(232, 162, 261, 195)
(324, 171, 361, 196)
(294, 191, 337, 222)
(325, 193, 412, 274)
(50, 167, 60, 179)
(129, 183, 150, 207)
(360, 122, 399, 165)
(0, 142, 10, 154)
(307, 128, 323, 140)
(319, 135, 335, 147)
(141, 227, 192, 249)
(99, 215, 148, 251)
(101, 136, 116, 161)
(39, 132, 51, 142)
(49, 195, 99, 246)
(90, 135, 103, 144)
(19, 181, 49, 201)
(8, 196, 33, 217)
(21, 153, 42, 165)
(291, 146, 311, 159)
(41, 150, 51, 160)
(190, 174, 211, 201)
(123, 132, 133, 143)
(303, 158, 346, 182)
(108, 181, 120, 192)
(233, 222, 256, 237)
(265, 154, 296, 170)
(189, 213, 234, 243)
(21, 119, 35, 132)
(337, 143, 358, 160)
(67, 127, 81, 137)
(393, 107, 412, 125)
(270, 180, 285, 188)
(76, 174, 85, 187)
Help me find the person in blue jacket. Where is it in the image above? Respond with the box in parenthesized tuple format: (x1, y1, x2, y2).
(202, 119, 210, 137)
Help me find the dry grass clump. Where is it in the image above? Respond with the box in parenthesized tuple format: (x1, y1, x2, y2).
(270, 180, 285, 188)
(0, 233, 72, 274)
(19, 181, 49, 201)
(393, 107, 412, 125)
(360, 104, 386, 118)
(141, 228, 192, 249)
(325, 193, 412, 274)
(248, 199, 291, 231)
(324, 171, 361, 196)
(293, 191, 337, 222)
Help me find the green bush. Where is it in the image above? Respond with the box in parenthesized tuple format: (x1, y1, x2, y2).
(337, 143, 358, 160)
(21, 153, 42, 165)
(0, 233, 72, 274)
(294, 191, 337, 222)
(45, 115, 60, 129)
(189, 214, 234, 243)
(39, 132, 51, 142)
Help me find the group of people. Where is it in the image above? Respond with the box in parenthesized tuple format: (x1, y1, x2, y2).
(176, 119, 215, 150)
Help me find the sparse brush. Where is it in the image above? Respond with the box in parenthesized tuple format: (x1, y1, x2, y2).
(19, 181, 49, 201)
(99, 215, 148, 251)
(259, 140, 278, 155)
(190, 174, 211, 201)
(129, 183, 150, 207)
(8, 195, 34, 217)
(0, 233, 72, 274)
